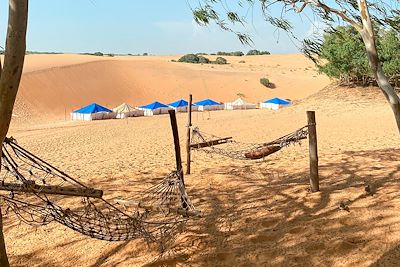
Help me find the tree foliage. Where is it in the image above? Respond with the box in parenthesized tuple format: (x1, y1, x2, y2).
(309, 26, 400, 86)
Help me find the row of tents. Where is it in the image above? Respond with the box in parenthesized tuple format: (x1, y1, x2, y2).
(71, 97, 291, 121)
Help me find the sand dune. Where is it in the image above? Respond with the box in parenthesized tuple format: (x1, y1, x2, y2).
(5, 84, 400, 266)
(14, 54, 329, 120)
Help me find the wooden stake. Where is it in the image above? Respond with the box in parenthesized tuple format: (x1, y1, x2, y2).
(168, 109, 184, 185)
(307, 111, 319, 192)
(186, 94, 192, 175)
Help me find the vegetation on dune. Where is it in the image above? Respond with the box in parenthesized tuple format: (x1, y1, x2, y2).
(177, 54, 228, 64)
(246, 49, 271, 56)
(214, 57, 228, 64)
(306, 26, 400, 87)
(260, 77, 274, 88)
(217, 51, 244, 56)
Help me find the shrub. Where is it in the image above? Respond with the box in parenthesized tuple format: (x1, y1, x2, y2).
(214, 57, 228, 64)
(178, 54, 200, 63)
(93, 52, 103, 56)
(198, 55, 210, 64)
(260, 78, 273, 88)
(143, 52, 148, 56)
(239, 60, 246, 63)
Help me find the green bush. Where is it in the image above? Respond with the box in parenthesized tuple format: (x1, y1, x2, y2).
(260, 78, 272, 88)
(214, 57, 228, 64)
(178, 54, 200, 63)
(198, 55, 210, 64)
(93, 52, 103, 56)
(311, 26, 400, 86)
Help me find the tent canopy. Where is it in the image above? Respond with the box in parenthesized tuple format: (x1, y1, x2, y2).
(74, 103, 112, 114)
(169, 99, 188, 108)
(263, 98, 291, 105)
(113, 103, 136, 113)
(194, 99, 221, 106)
(230, 98, 255, 105)
(139, 101, 169, 110)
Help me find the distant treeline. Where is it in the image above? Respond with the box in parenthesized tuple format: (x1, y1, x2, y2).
(195, 50, 271, 56)
(0, 50, 64, 55)
(80, 52, 149, 57)
(0, 50, 150, 57)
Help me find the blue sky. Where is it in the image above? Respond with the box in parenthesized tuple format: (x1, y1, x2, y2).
(0, 0, 325, 55)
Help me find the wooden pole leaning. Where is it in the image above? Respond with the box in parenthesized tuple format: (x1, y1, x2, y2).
(168, 109, 184, 185)
(186, 94, 192, 175)
(307, 111, 319, 192)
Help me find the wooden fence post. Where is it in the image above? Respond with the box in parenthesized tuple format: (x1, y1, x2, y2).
(168, 109, 184, 186)
(307, 111, 319, 192)
(186, 94, 192, 175)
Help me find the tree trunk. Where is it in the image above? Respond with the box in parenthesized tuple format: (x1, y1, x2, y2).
(357, 0, 400, 133)
(0, 0, 29, 266)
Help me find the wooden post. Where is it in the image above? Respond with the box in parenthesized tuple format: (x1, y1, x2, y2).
(168, 109, 184, 185)
(186, 94, 192, 175)
(307, 111, 319, 192)
(168, 109, 189, 210)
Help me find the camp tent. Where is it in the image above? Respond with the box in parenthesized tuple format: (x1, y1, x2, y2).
(225, 98, 257, 110)
(193, 99, 224, 111)
(71, 103, 116, 121)
(260, 98, 291, 110)
(113, 103, 144, 119)
(137, 101, 171, 116)
(168, 99, 198, 112)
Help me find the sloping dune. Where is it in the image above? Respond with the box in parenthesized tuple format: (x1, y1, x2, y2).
(15, 54, 329, 120)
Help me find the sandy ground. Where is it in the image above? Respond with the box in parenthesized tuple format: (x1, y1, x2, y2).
(13, 54, 328, 121)
(3, 80, 400, 266)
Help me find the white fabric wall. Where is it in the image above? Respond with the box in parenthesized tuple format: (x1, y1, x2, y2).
(260, 103, 280, 110)
(225, 103, 257, 110)
(71, 112, 116, 121)
(116, 110, 145, 119)
(142, 108, 171, 116)
(170, 106, 199, 112)
(197, 104, 224, 111)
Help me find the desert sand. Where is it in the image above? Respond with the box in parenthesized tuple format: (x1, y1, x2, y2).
(3, 54, 400, 266)
(13, 54, 327, 121)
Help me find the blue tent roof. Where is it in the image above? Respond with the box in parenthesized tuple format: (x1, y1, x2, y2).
(168, 99, 188, 108)
(73, 103, 112, 114)
(263, 98, 291, 105)
(193, 99, 221, 106)
(139, 101, 169, 110)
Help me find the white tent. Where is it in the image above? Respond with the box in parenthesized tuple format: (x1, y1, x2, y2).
(193, 99, 224, 111)
(225, 98, 257, 110)
(113, 103, 144, 119)
(71, 103, 116, 121)
(137, 101, 172, 116)
(260, 98, 291, 110)
(168, 99, 199, 112)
